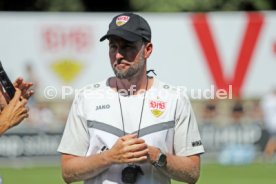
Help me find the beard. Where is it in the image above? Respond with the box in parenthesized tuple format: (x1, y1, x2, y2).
(112, 55, 145, 79)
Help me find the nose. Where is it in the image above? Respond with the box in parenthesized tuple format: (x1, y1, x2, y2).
(115, 50, 124, 60)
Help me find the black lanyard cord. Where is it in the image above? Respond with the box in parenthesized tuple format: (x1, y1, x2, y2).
(116, 77, 148, 138)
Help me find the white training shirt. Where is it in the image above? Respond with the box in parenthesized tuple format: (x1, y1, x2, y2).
(58, 78, 204, 184)
(261, 93, 276, 134)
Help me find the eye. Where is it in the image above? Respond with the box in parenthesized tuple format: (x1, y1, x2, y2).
(109, 44, 117, 51)
(123, 44, 135, 50)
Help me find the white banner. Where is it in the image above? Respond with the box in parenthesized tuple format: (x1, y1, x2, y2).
(0, 12, 275, 98)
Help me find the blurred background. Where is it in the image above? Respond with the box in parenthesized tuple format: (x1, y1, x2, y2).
(0, 0, 276, 183)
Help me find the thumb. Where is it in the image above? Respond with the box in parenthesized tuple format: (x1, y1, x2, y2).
(10, 88, 21, 103)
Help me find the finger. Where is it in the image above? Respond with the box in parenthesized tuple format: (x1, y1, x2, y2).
(19, 106, 28, 114)
(121, 134, 137, 141)
(22, 83, 33, 92)
(23, 111, 29, 118)
(11, 106, 26, 118)
(18, 81, 28, 90)
(23, 90, 34, 99)
(11, 113, 27, 127)
(15, 113, 28, 126)
(124, 152, 135, 160)
(133, 149, 149, 158)
(28, 90, 34, 97)
(124, 143, 148, 153)
(14, 79, 33, 92)
(18, 109, 29, 118)
(20, 98, 28, 106)
(13, 77, 23, 88)
(126, 148, 149, 159)
(123, 138, 145, 147)
(21, 108, 29, 117)
(127, 156, 148, 164)
(22, 82, 33, 91)
(27, 82, 33, 88)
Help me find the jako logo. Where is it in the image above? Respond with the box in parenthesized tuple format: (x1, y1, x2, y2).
(96, 104, 110, 111)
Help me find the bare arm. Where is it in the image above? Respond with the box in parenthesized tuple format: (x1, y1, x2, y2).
(0, 89, 28, 135)
(148, 146, 201, 184)
(163, 154, 200, 183)
(61, 151, 112, 183)
(61, 134, 148, 183)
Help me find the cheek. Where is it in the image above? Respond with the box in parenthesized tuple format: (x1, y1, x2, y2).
(109, 51, 116, 61)
(109, 56, 119, 68)
(134, 51, 145, 61)
(126, 51, 140, 61)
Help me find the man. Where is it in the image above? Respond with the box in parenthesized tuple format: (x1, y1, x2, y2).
(0, 77, 33, 134)
(58, 13, 204, 184)
(261, 88, 276, 157)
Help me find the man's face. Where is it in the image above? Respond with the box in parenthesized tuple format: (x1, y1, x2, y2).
(108, 36, 148, 79)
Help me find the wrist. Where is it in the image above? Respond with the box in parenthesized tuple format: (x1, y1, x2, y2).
(0, 120, 10, 134)
(150, 147, 167, 168)
(101, 149, 114, 166)
(148, 146, 161, 164)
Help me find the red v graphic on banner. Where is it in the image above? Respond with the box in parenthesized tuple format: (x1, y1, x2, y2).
(192, 13, 264, 97)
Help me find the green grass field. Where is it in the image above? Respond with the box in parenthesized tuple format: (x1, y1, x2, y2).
(0, 163, 275, 184)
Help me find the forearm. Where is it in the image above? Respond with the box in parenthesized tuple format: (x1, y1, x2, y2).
(0, 119, 11, 135)
(61, 151, 113, 183)
(61, 134, 149, 183)
(158, 154, 200, 184)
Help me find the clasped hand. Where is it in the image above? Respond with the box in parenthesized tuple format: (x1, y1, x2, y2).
(108, 134, 149, 164)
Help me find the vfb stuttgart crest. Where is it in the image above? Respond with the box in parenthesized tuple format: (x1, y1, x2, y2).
(149, 100, 166, 118)
(116, 15, 130, 26)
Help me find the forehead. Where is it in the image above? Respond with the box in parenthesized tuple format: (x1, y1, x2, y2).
(108, 36, 142, 45)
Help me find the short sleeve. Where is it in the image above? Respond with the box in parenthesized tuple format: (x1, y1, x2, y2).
(174, 92, 204, 156)
(57, 93, 89, 156)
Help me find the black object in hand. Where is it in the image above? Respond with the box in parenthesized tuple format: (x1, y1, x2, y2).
(0, 61, 15, 99)
(121, 164, 144, 184)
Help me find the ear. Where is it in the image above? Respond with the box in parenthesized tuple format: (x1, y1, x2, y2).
(144, 42, 153, 59)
